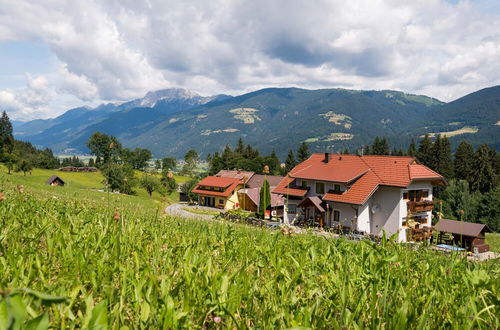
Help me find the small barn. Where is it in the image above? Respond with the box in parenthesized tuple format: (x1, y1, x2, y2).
(435, 219, 490, 252)
(46, 175, 65, 187)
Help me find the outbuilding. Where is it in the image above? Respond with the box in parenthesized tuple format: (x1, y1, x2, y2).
(45, 175, 65, 187)
(435, 218, 490, 252)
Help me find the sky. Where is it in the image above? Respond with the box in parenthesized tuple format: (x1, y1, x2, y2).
(0, 0, 499, 120)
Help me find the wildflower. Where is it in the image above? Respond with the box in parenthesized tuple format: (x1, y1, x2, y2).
(0, 192, 4, 201)
(213, 316, 222, 323)
(17, 185, 24, 193)
(114, 211, 120, 222)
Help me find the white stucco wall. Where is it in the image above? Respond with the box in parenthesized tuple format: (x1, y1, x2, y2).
(369, 186, 402, 240)
(357, 202, 370, 233)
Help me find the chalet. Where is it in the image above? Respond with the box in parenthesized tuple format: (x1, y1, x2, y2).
(273, 153, 445, 242)
(45, 175, 65, 187)
(192, 176, 244, 209)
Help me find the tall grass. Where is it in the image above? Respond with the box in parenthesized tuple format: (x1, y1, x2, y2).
(0, 177, 498, 328)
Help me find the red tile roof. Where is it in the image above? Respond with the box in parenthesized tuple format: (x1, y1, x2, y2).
(272, 175, 308, 197)
(291, 154, 369, 183)
(192, 176, 242, 197)
(274, 154, 445, 205)
(409, 164, 443, 181)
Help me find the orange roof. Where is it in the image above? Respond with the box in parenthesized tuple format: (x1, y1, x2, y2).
(276, 153, 445, 205)
(409, 164, 443, 181)
(323, 170, 380, 205)
(192, 176, 242, 197)
(272, 176, 308, 197)
(290, 154, 369, 183)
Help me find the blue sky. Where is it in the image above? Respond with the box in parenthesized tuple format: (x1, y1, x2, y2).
(1, 0, 500, 120)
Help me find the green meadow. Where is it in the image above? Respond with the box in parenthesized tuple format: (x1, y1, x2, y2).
(0, 169, 498, 329)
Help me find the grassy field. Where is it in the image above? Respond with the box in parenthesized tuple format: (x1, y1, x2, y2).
(0, 171, 499, 328)
(0, 166, 190, 205)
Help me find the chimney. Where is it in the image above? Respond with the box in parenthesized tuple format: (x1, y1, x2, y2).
(324, 152, 329, 163)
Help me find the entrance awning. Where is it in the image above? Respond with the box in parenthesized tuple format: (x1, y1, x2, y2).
(298, 196, 325, 212)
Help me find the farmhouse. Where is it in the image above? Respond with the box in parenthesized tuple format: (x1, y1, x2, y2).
(273, 153, 445, 242)
(192, 176, 244, 209)
(45, 175, 65, 186)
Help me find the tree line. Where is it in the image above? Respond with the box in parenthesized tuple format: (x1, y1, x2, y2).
(0, 111, 60, 175)
(85, 132, 178, 197)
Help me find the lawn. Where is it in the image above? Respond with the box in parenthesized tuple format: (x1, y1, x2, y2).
(0, 166, 189, 206)
(486, 233, 500, 253)
(0, 171, 498, 328)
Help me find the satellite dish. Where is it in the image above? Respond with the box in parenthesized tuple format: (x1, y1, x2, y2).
(371, 204, 380, 214)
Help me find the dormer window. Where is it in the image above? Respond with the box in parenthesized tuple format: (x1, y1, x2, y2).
(334, 184, 341, 193)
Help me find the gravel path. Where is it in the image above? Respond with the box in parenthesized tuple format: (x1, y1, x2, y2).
(165, 203, 221, 221)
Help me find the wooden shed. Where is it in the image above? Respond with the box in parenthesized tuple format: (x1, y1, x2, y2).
(45, 175, 65, 187)
(435, 219, 490, 252)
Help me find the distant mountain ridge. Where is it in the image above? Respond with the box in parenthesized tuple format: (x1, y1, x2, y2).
(13, 86, 500, 158)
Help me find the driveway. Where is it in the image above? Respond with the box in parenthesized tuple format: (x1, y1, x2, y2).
(165, 202, 222, 221)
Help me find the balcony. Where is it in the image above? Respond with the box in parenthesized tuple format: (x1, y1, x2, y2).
(407, 200, 434, 213)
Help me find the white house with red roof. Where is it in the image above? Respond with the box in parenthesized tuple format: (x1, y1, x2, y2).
(273, 153, 445, 242)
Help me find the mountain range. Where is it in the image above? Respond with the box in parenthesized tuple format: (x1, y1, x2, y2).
(13, 86, 500, 158)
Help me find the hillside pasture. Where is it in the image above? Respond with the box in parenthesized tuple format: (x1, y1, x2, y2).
(0, 172, 498, 328)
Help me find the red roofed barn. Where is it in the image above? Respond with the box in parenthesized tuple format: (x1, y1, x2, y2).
(273, 153, 445, 242)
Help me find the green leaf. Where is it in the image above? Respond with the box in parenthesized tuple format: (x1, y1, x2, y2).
(0, 299, 10, 330)
(23, 313, 49, 330)
(140, 302, 150, 323)
(88, 300, 108, 330)
(16, 289, 67, 305)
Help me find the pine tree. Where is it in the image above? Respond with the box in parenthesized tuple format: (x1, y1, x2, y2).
(454, 141, 474, 183)
(0, 111, 14, 154)
(259, 178, 271, 219)
(407, 139, 417, 157)
(236, 137, 245, 154)
(472, 145, 497, 193)
(432, 135, 453, 179)
(285, 150, 296, 173)
(417, 134, 433, 167)
(371, 137, 390, 155)
(297, 142, 310, 162)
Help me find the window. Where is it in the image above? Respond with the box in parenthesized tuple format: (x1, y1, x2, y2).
(301, 180, 307, 188)
(219, 199, 224, 204)
(333, 210, 340, 222)
(316, 182, 325, 194)
(334, 184, 341, 193)
(404, 189, 430, 201)
(288, 204, 297, 214)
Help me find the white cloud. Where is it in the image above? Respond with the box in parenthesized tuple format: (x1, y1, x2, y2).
(0, 0, 499, 118)
(0, 74, 54, 119)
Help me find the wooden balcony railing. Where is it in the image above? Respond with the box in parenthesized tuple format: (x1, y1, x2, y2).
(407, 200, 434, 213)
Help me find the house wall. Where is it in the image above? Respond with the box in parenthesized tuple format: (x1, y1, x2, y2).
(369, 186, 402, 240)
(238, 193, 257, 212)
(224, 190, 240, 210)
(323, 202, 357, 228)
(357, 202, 370, 233)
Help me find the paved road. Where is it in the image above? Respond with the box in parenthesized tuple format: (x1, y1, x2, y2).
(165, 203, 221, 221)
